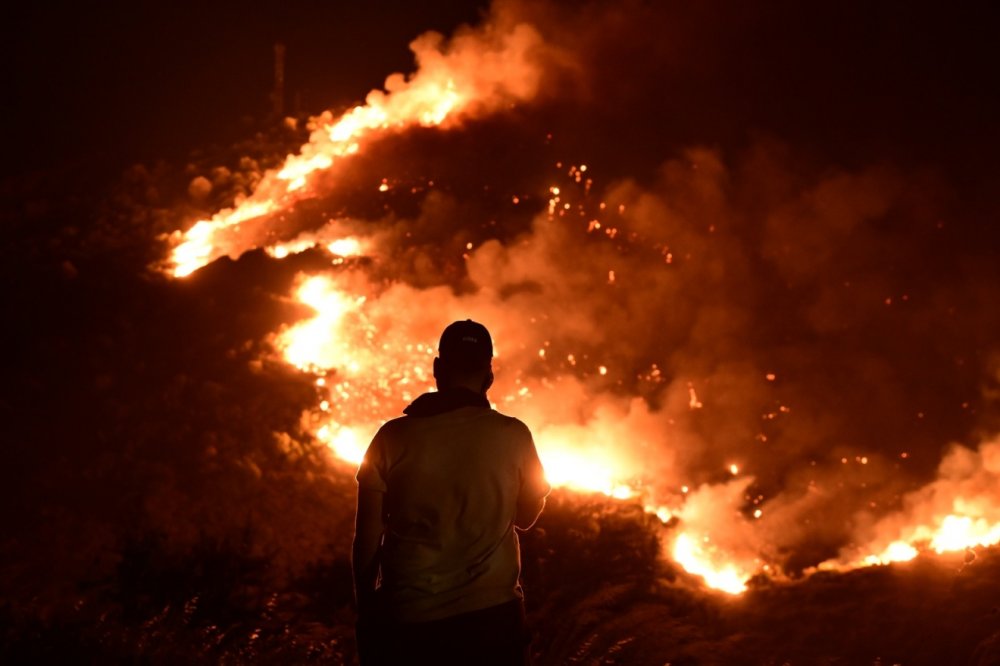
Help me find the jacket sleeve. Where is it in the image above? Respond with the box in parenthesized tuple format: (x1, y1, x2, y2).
(356, 426, 389, 493)
(518, 423, 551, 501)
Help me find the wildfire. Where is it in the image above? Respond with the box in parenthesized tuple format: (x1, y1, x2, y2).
(841, 510, 1000, 568)
(161, 13, 1000, 599)
(165, 21, 543, 278)
(276, 274, 645, 502)
(273, 267, 761, 596)
(825, 441, 1000, 570)
(672, 533, 750, 595)
(537, 443, 634, 500)
(278, 275, 366, 372)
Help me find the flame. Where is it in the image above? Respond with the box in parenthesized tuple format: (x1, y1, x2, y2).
(317, 423, 368, 466)
(827, 440, 1000, 570)
(537, 442, 635, 500)
(279, 275, 366, 371)
(853, 513, 1000, 567)
(327, 238, 363, 257)
(170, 135, 1000, 601)
(277, 276, 644, 501)
(265, 235, 365, 261)
(166, 22, 542, 278)
(672, 532, 750, 595)
(931, 514, 1000, 552)
(863, 540, 919, 566)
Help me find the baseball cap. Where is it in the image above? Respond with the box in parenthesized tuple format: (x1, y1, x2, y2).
(438, 319, 493, 366)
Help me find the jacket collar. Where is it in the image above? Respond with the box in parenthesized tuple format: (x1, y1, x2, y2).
(403, 387, 491, 417)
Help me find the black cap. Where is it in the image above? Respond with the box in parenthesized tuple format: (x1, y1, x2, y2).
(438, 319, 493, 367)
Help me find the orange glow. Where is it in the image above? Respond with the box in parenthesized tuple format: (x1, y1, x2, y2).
(327, 238, 364, 257)
(672, 533, 750, 595)
(537, 442, 635, 500)
(161, 14, 1000, 599)
(271, 274, 654, 504)
(317, 423, 367, 465)
(278, 275, 366, 372)
(165, 22, 542, 278)
(826, 441, 1000, 570)
(857, 514, 1000, 567)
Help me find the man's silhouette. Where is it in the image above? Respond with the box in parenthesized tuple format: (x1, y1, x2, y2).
(353, 320, 550, 665)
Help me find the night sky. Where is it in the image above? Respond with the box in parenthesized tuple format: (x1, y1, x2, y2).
(4, 1, 999, 185)
(2, 1, 489, 179)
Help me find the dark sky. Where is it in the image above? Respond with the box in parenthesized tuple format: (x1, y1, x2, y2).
(1, 1, 489, 179)
(3, 1, 999, 191)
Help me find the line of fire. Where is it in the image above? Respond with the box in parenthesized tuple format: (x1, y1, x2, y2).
(5, 2, 1000, 663)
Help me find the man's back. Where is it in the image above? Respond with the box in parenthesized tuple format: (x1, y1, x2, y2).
(352, 320, 548, 665)
(358, 402, 547, 623)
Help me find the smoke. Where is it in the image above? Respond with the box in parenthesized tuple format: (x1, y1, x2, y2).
(168, 6, 556, 276)
(832, 438, 1000, 566)
(165, 0, 1000, 579)
(254, 137, 996, 575)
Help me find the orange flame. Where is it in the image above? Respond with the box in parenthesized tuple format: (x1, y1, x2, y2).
(672, 533, 750, 595)
(824, 440, 1000, 570)
(166, 22, 542, 278)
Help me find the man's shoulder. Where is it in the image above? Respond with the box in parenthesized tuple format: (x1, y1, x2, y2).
(382, 408, 531, 437)
(375, 415, 410, 438)
(483, 410, 534, 441)
(490, 410, 530, 429)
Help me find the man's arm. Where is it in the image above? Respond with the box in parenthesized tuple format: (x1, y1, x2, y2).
(514, 424, 550, 530)
(352, 488, 385, 613)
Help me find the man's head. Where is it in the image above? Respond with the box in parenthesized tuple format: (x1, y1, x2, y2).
(434, 319, 494, 393)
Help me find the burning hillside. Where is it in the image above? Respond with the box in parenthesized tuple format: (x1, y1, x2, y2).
(4, 0, 1000, 663)
(161, 1, 1000, 594)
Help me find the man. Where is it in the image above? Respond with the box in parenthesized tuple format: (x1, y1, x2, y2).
(353, 319, 550, 665)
